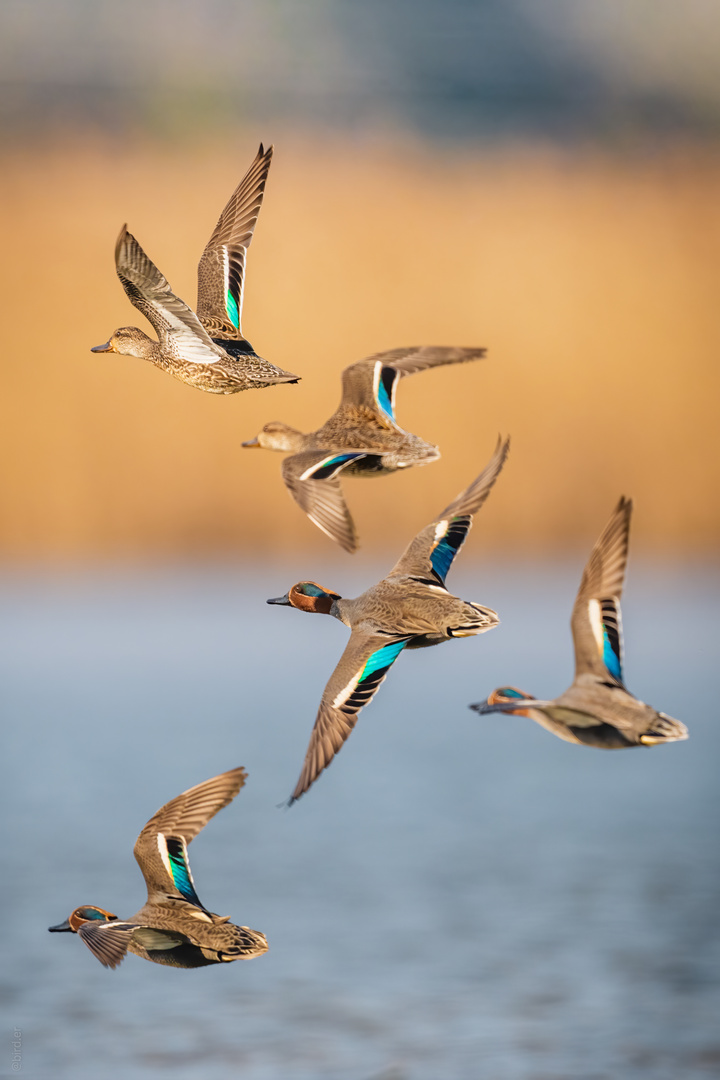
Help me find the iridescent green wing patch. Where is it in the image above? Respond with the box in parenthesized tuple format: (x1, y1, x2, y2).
(337, 638, 410, 715)
(302, 452, 368, 481)
(375, 366, 398, 424)
(226, 287, 240, 331)
(164, 836, 204, 907)
(430, 516, 472, 585)
(599, 596, 623, 683)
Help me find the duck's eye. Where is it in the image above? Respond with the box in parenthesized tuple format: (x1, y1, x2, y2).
(77, 907, 106, 920)
(297, 584, 324, 598)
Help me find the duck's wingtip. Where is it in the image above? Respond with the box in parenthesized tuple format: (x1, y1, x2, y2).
(114, 223, 131, 262)
(231, 766, 248, 789)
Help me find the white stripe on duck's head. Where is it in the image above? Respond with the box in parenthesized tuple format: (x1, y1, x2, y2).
(49, 906, 118, 933)
(241, 421, 304, 453)
(266, 581, 342, 614)
(472, 686, 534, 716)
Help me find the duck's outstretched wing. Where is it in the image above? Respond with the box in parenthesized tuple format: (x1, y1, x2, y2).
(387, 436, 510, 587)
(336, 346, 486, 428)
(133, 768, 246, 905)
(196, 144, 273, 339)
(77, 920, 139, 969)
(281, 450, 383, 553)
(571, 497, 632, 685)
(115, 226, 225, 364)
(289, 632, 411, 803)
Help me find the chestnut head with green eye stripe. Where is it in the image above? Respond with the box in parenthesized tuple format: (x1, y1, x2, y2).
(49, 906, 118, 933)
(471, 686, 535, 717)
(267, 582, 342, 614)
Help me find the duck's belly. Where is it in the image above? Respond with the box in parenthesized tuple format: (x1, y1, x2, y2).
(128, 940, 220, 968)
(164, 359, 250, 394)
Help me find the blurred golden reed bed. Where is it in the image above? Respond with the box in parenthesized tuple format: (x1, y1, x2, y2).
(1, 133, 718, 562)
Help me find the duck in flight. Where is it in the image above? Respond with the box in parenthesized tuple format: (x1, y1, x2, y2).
(92, 144, 300, 393)
(471, 497, 689, 749)
(242, 345, 486, 552)
(267, 436, 509, 803)
(49, 768, 268, 969)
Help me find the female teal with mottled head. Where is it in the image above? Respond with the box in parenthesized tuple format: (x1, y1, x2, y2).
(91, 144, 300, 394)
(241, 345, 488, 552)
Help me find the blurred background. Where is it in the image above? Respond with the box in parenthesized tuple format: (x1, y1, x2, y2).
(1, 0, 719, 559)
(2, 3, 719, 1079)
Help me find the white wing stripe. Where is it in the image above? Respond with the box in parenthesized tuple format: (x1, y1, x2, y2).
(587, 598, 604, 658)
(222, 247, 229, 306)
(156, 832, 172, 879)
(332, 671, 362, 709)
(372, 360, 381, 408)
(299, 455, 334, 482)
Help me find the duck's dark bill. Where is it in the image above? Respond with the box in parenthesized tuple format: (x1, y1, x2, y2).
(241, 437, 260, 447)
(48, 918, 73, 932)
(266, 595, 291, 605)
(90, 341, 113, 353)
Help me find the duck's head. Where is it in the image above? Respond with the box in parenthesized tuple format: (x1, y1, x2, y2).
(470, 686, 534, 717)
(49, 905, 118, 934)
(91, 327, 155, 359)
(242, 421, 305, 453)
(267, 581, 342, 614)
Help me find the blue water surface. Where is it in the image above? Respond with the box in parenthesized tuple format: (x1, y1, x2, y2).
(1, 560, 718, 1080)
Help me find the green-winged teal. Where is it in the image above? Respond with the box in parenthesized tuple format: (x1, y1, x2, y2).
(471, 497, 689, 748)
(92, 144, 300, 393)
(267, 436, 510, 803)
(242, 345, 486, 551)
(49, 768, 268, 969)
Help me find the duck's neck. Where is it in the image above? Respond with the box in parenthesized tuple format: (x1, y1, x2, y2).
(274, 425, 308, 453)
(120, 329, 163, 362)
(330, 597, 352, 626)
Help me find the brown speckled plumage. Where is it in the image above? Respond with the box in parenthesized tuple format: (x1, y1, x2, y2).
(92, 144, 300, 393)
(48, 769, 268, 969)
(243, 345, 486, 550)
(267, 437, 509, 803)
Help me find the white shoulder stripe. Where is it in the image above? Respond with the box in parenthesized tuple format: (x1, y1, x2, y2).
(222, 246, 229, 300)
(372, 360, 382, 406)
(587, 598, 604, 657)
(299, 455, 334, 482)
(332, 671, 362, 709)
(156, 832, 172, 879)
